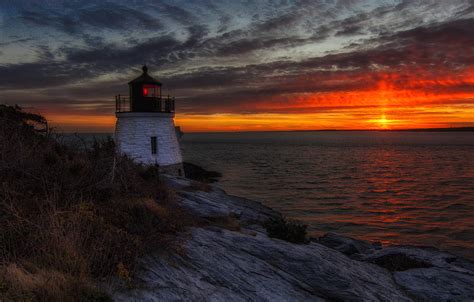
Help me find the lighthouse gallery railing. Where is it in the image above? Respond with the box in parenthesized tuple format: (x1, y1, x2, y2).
(115, 95, 175, 113)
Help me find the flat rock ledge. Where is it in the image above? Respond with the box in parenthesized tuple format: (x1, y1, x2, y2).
(111, 176, 474, 301)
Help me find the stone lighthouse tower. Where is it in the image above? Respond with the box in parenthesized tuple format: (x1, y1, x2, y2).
(115, 65, 183, 176)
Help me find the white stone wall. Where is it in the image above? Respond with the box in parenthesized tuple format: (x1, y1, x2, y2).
(115, 112, 183, 168)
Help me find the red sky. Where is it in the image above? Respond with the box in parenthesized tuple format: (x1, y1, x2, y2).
(1, 1, 473, 132)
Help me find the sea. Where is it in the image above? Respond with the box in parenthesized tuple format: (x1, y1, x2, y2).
(180, 131, 474, 259)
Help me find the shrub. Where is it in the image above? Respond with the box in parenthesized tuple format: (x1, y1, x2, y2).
(264, 217, 308, 244)
(0, 105, 192, 301)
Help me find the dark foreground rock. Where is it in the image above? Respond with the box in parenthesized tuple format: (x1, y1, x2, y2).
(183, 162, 222, 183)
(111, 176, 474, 301)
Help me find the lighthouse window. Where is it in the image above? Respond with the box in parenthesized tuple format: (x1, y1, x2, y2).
(143, 84, 159, 97)
(151, 136, 157, 154)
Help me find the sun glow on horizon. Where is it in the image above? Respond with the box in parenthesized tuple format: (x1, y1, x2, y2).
(368, 113, 395, 129)
(41, 67, 474, 133)
(380, 114, 389, 128)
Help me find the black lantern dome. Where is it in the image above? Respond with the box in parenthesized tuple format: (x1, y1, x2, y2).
(128, 65, 160, 85)
(116, 65, 175, 113)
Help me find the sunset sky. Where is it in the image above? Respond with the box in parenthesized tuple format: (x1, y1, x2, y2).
(1, 0, 473, 132)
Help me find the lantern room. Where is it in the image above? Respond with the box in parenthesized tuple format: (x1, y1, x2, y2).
(115, 65, 175, 113)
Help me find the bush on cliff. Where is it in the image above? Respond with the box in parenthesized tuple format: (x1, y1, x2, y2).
(264, 217, 308, 244)
(0, 105, 191, 301)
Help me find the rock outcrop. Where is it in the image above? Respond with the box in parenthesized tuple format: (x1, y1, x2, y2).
(112, 177, 474, 301)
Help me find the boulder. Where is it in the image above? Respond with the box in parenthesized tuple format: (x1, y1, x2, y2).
(394, 267, 474, 301)
(318, 232, 376, 256)
(359, 246, 474, 301)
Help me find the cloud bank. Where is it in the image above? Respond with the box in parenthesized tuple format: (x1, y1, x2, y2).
(0, 0, 473, 131)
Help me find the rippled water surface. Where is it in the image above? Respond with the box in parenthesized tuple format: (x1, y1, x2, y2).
(181, 131, 474, 259)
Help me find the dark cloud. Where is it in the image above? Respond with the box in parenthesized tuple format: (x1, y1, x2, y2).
(20, 10, 78, 34)
(0, 62, 95, 90)
(332, 12, 368, 36)
(0, 37, 34, 47)
(255, 12, 299, 32)
(214, 36, 309, 56)
(0, 33, 194, 89)
(394, 18, 474, 47)
(78, 4, 163, 30)
(19, 3, 163, 34)
(158, 3, 196, 25)
(64, 35, 179, 67)
(335, 25, 363, 36)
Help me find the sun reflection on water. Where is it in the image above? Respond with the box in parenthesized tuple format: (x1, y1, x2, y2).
(182, 131, 474, 259)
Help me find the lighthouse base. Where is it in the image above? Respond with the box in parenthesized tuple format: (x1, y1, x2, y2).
(115, 112, 184, 177)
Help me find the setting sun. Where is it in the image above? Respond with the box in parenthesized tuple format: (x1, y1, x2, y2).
(370, 113, 392, 129)
(379, 114, 389, 129)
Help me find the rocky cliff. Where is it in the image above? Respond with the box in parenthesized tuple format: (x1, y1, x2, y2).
(111, 177, 474, 301)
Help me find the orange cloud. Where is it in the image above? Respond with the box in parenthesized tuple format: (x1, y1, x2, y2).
(42, 67, 474, 132)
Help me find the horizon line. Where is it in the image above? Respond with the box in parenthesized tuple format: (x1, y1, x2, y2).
(59, 126, 474, 134)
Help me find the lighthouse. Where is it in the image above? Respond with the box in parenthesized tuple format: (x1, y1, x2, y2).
(114, 65, 183, 176)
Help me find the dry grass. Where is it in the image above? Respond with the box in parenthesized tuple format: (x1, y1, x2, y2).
(0, 105, 192, 301)
(0, 263, 107, 301)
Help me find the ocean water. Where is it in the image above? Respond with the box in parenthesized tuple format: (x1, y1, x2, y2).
(181, 131, 474, 259)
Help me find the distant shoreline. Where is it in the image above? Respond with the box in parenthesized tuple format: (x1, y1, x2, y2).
(63, 127, 474, 135)
(292, 127, 474, 132)
(189, 127, 474, 133)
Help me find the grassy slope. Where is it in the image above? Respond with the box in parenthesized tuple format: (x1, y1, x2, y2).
(0, 105, 192, 301)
